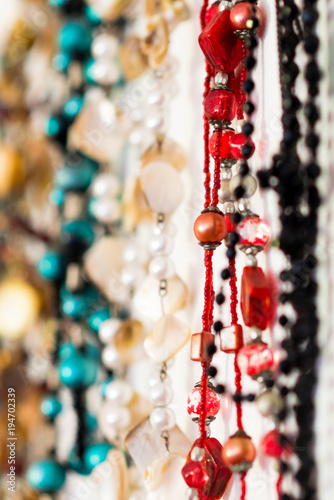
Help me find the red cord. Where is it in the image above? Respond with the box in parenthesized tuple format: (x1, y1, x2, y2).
(229, 258, 239, 325)
(202, 250, 214, 332)
(211, 128, 222, 207)
(237, 43, 247, 120)
(240, 472, 247, 500)
(276, 472, 283, 498)
(203, 63, 213, 209)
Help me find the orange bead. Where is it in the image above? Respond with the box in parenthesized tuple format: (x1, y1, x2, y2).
(222, 431, 256, 471)
(194, 209, 227, 244)
(230, 2, 266, 38)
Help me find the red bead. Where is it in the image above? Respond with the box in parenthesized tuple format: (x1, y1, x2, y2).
(205, 1, 220, 25)
(238, 216, 271, 248)
(224, 213, 236, 233)
(209, 130, 235, 159)
(204, 89, 236, 123)
(238, 340, 274, 378)
(220, 324, 244, 353)
(261, 429, 292, 458)
(198, 10, 244, 72)
(191, 332, 215, 362)
(182, 461, 210, 488)
(229, 133, 255, 160)
(185, 438, 232, 499)
(230, 1, 266, 38)
(187, 385, 220, 418)
(194, 209, 227, 243)
(240, 266, 271, 330)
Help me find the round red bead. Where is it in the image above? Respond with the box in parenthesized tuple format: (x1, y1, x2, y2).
(238, 216, 271, 247)
(182, 461, 210, 488)
(238, 341, 274, 378)
(229, 133, 256, 160)
(194, 210, 227, 243)
(230, 2, 266, 37)
(261, 429, 292, 458)
(204, 89, 236, 122)
(209, 130, 235, 159)
(187, 385, 221, 417)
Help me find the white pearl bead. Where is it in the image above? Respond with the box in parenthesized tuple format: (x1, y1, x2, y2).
(98, 318, 122, 344)
(91, 33, 118, 59)
(149, 382, 173, 406)
(149, 256, 175, 280)
(93, 198, 121, 223)
(92, 59, 120, 85)
(121, 264, 145, 287)
(147, 90, 166, 107)
(148, 371, 171, 387)
(105, 380, 133, 405)
(150, 407, 175, 431)
(101, 345, 120, 369)
(149, 233, 173, 256)
(91, 174, 120, 198)
(99, 401, 131, 432)
(123, 243, 139, 263)
(146, 114, 167, 133)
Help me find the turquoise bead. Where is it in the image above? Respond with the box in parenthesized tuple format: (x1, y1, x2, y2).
(59, 353, 98, 388)
(58, 21, 92, 55)
(68, 449, 90, 475)
(86, 412, 98, 431)
(61, 294, 88, 320)
(88, 308, 111, 334)
(46, 116, 60, 137)
(41, 396, 62, 419)
(37, 251, 65, 281)
(85, 343, 100, 360)
(84, 5, 102, 26)
(53, 52, 71, 72)
(49, 188, 65, 206)
(100, 376, 114, 398)
(26, 460, 66, 492)
(83, 58, 96, 85)
(55, 163, 96, 192)
(49, 0, 67, 7)
(83, 443, 113, 473)
(63, 94, 84, 119)
(59, 342, 77, 360)
(61, 220, 95, 246)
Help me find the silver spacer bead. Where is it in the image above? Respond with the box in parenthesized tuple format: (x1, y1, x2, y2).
(245, 254, 258, 267)
(190, 446, 205, 462)
(215, 71, 229, 86)
(249, 327, 262, 341)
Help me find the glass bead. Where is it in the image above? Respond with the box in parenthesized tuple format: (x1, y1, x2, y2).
(229, 133, 255, 160)
(144, 314, 191, 363)
(37, 251, 65, 281)
(238, 216, 271, 247)
(26, 460, 66, 492)
(83, 443, 113, 473)
(88, 307, 111, 333)
(58, 21, 92, 55)
(240, 266, 271, 330)
(185, 438, 232, 499)
(41, 396, 62, 420)
(220, 324, 244, 353)
(182, 461, 210, 488)
(198, 10, 243, 72)
(187, 386, 220, 418)
(205, 1, 220, 25)
(209, 130, 235, 159)
(238, 341, 274, 379)
(190, 332, 215, 362)
(204, 89, 236, 122)
(59, 352, 98, 388)
(230, 174, 257, 198)
(260, 429, 292, 458)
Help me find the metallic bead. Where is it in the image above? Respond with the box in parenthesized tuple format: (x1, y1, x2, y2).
(256, 390, 284, 418)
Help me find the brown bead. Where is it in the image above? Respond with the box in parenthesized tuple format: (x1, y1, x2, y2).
(222, 430, 256, 467)
(230, 2, 266, 37)
(194, 209, 227, 244)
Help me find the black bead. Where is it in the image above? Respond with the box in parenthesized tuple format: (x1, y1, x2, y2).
(229, 232, 240, 245)
(306, 132, 319, 150)
(280, 386, 289, 397)
(279, 315, 288, 326)
(246, 393, 255, 402)
(207, 343, 217, 356)
(243, 101, 255, 115)
(215, 384, 225, 394)
(263, 379, 274, 388)
(304, 34, 319, 54)
(239, 163, 249, 176)
(226, 247, 236, 260)
(216, 293, 225, 305)
(302, 8, 319, 26)
(306, 162, 320, 179)
(305, 61, 321, 84)
(221, 268, 230, 280)
(244, 56, 256, 70)
(242, 123, 254, 136)
(234, 185, 245, 200)
(233, 212, 242, 224)
(243, 79, 255, 93)
(245, 36, 258, 50)
(304, 102, 319, 125)
(208, 366, 218, 377)
(232, 393, 243, 403)
(213, 320, 223, 332)
(241, 144, 254, 159)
